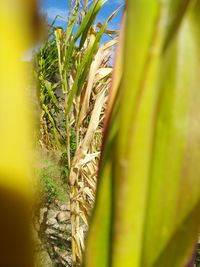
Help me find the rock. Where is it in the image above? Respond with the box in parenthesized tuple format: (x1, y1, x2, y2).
(58, 224, 68, 232)
(56, 211, 70, 223)
(60, 251, 72, 266)
(45, 228, 56, 235)
(54, 200, 70, 211)
(52, 222, 60, 230)
(60, 204, 70, 211)
(37, 203, 72, 267)
(54, 199, 64, 208)
(47, 210, 59, 220)
(46, 218, 57, 226)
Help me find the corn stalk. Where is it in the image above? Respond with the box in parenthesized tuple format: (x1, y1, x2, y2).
(61, 3, 119, 264)
(85, 0, 200, 267)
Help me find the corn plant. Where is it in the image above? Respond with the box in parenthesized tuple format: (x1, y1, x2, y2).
(35, 0, 119, 265)
(34, 25, 65, 150)
(84, 1, 200, 267)
(56, 2, 119, 265)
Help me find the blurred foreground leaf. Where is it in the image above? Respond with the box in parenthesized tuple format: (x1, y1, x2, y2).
(0, 0, 40, 266)
(84, 1, 200, 267)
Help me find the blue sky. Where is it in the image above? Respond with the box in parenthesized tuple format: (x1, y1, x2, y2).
(39, 0, 124, 31)
(23, 1, 124, 60)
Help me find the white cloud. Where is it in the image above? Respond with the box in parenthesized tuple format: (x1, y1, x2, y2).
(41, 7, 68, 21)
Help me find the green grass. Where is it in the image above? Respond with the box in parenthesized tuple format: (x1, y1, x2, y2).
(35, 152, 67, 205)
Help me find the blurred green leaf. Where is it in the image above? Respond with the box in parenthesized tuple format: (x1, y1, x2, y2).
(84, 1, 200, 267)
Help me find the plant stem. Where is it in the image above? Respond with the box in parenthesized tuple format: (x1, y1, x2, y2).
(66, 115, 71, 169)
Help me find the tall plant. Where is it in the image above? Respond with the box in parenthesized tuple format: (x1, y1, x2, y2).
(59, 1, 119, 265)
(84, 0, 200, 267)
(35, 0, 119, 265)
(34, 24, 65, 150)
